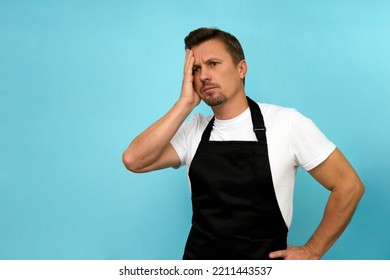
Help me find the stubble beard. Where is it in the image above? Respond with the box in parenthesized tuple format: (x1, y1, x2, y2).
(202, 92, 226, 107)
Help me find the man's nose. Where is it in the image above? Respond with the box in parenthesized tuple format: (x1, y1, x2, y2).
(199, 68, 211, 81)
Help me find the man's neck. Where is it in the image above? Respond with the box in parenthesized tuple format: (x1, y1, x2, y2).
(212, 92, 249, 120)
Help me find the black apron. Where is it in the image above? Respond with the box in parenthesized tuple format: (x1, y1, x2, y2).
(183, 96, 288, 260)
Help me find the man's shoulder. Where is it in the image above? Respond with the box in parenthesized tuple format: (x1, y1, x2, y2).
(179, 112, 212, 135)
(189, 112, 213, 122)
(257, 102, 297, 120)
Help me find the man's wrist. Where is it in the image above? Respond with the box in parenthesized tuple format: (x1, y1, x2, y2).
(304, 242, 323, 260)
(176, 97, 198, 112)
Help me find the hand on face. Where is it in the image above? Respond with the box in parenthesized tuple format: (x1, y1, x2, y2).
(180, 49, 201, 108)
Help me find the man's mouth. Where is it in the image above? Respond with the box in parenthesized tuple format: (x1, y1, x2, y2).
(201, 84, 219, 94)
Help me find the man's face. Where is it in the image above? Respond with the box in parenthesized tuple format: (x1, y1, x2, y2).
(191, 39, 246, 107)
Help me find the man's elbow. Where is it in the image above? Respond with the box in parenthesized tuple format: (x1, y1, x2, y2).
(122, 150, 144, 173)
(349, 176, 365, 204)
(355, 179, 365, 200)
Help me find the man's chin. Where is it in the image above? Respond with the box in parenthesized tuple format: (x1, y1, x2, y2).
(202, 95, 226, 107)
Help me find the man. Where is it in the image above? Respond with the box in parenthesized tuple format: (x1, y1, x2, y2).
(122, 28, 364, 260)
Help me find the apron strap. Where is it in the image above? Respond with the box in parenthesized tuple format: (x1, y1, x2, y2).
(201, 116, 215, 141)
(247, 96, 267, 145)
(201, 96, 267, 144)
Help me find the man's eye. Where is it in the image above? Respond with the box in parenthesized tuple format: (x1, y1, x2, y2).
(210, 62, 218, 66)
(192, 67, 200, 74)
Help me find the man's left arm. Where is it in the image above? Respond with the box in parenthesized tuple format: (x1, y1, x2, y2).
(269, 148, 365, 259)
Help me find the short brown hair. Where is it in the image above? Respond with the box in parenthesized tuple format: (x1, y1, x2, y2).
(184, 27, 245, 65)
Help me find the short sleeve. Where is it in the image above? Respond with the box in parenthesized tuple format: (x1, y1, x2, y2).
(290, 110, 336, 171)
(170, 113, 211, 168)
(170, 123, 188, 168)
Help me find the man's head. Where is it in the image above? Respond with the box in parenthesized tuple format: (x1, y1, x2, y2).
(184, 28, 247, 109)
(184, 28, 245, 65)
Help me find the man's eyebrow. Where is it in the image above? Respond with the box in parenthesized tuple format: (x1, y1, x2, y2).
(206, 57, 221, 61)
(193, 58, 222, 67)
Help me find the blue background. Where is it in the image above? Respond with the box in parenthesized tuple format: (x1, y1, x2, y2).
(1, 0, 389, 259)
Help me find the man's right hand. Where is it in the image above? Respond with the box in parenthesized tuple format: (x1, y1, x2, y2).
(179, 49, 201, 108)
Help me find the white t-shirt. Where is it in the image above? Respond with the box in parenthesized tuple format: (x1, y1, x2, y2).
(170, 102, 336, 228)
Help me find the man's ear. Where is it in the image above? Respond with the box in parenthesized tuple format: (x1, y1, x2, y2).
(238, 60, 247, 79)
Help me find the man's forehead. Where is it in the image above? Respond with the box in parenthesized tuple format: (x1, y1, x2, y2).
(192, 39, 228, 60)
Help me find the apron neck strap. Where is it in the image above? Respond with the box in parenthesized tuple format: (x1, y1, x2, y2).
(247, 96, 267, 144)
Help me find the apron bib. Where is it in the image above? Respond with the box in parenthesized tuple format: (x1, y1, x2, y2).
(183, 96, 288, 260)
